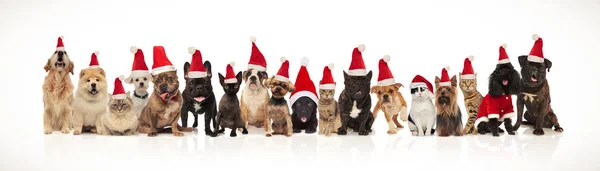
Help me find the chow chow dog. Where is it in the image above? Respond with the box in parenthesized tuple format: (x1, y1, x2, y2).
(72, 67, 109, 135)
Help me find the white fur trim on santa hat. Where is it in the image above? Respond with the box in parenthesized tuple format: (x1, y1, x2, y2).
(152, 65, 176, 75)
(247, 64, 266, 71)
(56, 47, 65, 51)
(377, 78, 395, 87)
(319, 84, 335, 90)
(358, 44, 365, 52)
(410, 82, 427, 89)
(468, 55, 474, 61)
(130, 46, 138, 53)
(113, 93, 127, 99)
(527, 55, 544, 63)
(188, 47, 197, 54)
(301, 57, 309, 67)
(224, 78, 237, 84)
(188, 71, 208, 78)
(498, 59, 511, 64)
(347, 69, 367, 76)
(328, 63, 334, 70)
(500, 112, 515, 120)
(274, 75, 289, 82)
(460, 74, 476, 79)
(474, 116, 489, 127)
(532, 34, 539, 41)
(250, 36, 256, 42)
(289, 91, 319, 105)
(383, 55, 390, 62)
(439, 81, 451, 86)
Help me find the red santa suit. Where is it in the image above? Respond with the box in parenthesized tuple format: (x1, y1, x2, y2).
(474, 94, 515, 126)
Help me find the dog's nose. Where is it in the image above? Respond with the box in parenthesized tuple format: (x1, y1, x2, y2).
(57, 51, 64, 60)
(441, 91, 446, 96)
(139, 82, 144, 87)
(250, 76, 257, 81)
(159, 84, 168, 92)
(383, 94, 389, 99)
(91, 83, 96, 88)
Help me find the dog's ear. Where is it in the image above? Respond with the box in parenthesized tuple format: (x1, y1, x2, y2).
(287, 81, 296, 92)
(434, 76, 440, 88)
(108, 93, 113, 100)
(124, 76, 134, 84)
(264, 76, 273, 87)
(242, 70, 248, 80)
(260, 71, 268, 80)
(236, 71, 243, 84)
(518, 55, 527, 68)
(544, 58, 552, 72)
(99, 68, 106, 77)
(183, 62, 190, 79)
(343, 71, 349, 81)
(79, 70, 85, 78)
(218, 73, 225, 86)
(451, 75, 457, 87)
(68, 62, 75, 75)
(126, 91, 131, 97)
(204, 61, 212, 78)
(393, 83, 404, 90)
(370, 86, 378, 94)
(44, 59, 50, 72)
(366, 70, 373, 81)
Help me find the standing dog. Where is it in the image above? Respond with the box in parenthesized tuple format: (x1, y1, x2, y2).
(125, 46, 151, 118)
(338, 45, 374, 136)
(371, 83, 408, 134)
(240, 36, 270, 129)
(43, 36, 75, 134)
(72, 52, 109, 135)
(407, 75, 436, 136)
(216, 62, 249, 137)
(475, 44, 521, 136)
(317, 64, 341, 136)
(96, 76, 137, 136)
(138, 46, 193, 137)
(513, 34, 563, 135)
(434, 67, 463, 137)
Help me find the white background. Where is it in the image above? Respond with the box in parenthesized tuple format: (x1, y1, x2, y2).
(1, 0, 599, 170)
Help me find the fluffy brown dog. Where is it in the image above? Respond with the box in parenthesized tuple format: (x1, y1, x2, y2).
(434, 69, 463, 137)
(42, 38, 75, 134)
(264, 76, 295, 137)
(371, 83, 408, 134)
(72, 67, 109, 135)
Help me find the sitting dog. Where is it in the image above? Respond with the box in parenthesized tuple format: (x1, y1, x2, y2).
(42, 36, 75, 134)
(72, 60, 109, 135)
(475, 44, 521, 136)
(180, 61, 219, 136)
(240, 68, 270, 129)
(434, 67, 463, 137)
(291, 97, 318, 133)
(264, 75, 295, 137)
(318, 89, 341, 136)
(407, 75, 436, 136)
(125, 46, 151, 118)
(337, 71, 374, 136)
(96, 78, 138, 136)
(216, 64, 249, 137)
(371, 83, 408, 134)
(513, 34, 563, 135)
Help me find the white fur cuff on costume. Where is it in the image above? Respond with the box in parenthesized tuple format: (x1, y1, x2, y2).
(474, 117, 489, 127)
(319, 84, 335, 90)
(113, 94, 127, 99)
(527, 55, 544, 63)
(460, 74, 476, 79)
(188, 71, 208, 78)
(152, 65, 176, 75)
(377, 78, 395, 86)
(500, 112, 515, 120)
(289, 91, 318, 105)
(347, 69, 367, 76)
(274, 75, 289, 82)
(439, 81, 451, 87)
(247, 64, 266, 71)
(498, 59, 510, 64)
(488, 114, 499, 119)
(224, 78, 237, 83)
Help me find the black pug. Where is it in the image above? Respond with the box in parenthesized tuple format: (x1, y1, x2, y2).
(476, 62, 521, 136)
(337, 71, 374, 136)
(216, 71, 249, 137)
(181, 61, 221, 137)
(291, 97, 318, 134)
(513, 55, 563, 135)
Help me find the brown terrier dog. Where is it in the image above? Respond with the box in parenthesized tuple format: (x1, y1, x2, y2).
(264, 76, 295, 137)
(371, 83, 408, 134)
(434, 67, 463, 137)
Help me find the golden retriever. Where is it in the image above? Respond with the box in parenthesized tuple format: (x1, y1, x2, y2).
(42, 50, 75, 134)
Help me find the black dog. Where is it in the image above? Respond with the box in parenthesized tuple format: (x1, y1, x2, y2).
(216, 72, 249, 137)
(181, 61, 220, 137)
(291, 97, 318, 134)
(514, 55, 563, 135)
(337, 71, 374, 136)
(477, 62, 521, 136)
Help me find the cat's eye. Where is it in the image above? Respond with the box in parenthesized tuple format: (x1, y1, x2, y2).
(224, 86, 229, 89)
(189, 82, 193, 86)
(234, 85, 238, 88)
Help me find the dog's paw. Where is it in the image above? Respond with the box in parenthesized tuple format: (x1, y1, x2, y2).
(507, 130, 515, 135)
(61, 128, 70, 134)
(90, 128, 97, 133)
(181, 127, 194, 132)
(265, 133, 272, 137)
(498, 128, 505, 133)
(218, 128, 225, 133)
(492, 132, 500, 137)
(425, 131, 432, 136)
(148, 132, 158, 137)
(192, 122, 198, 128)
(293, 129, 302, 133)
(358, 130, 369, 136)
(477, 129, 487, 135)
(44, 130, 52, 135)
(325, 132, 333, 136)
(73, 130, 81, 135)
(367, 128, 373, 133)
(305, 128, 317, 134)
(173, 132, 184, 137)
(230, 132, 237, 137)
(241, 129, 249, 134)
(285, 133, 292, 137)
(204, 130, 213, 136)
(533, 129, 545, 135)
(209, 132, 218, 137)
(554, 126, 564, 132)
(387, 129, 397, 134)
(337, 129, 347, 135)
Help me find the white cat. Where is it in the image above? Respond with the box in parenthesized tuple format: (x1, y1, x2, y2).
(407, 76, 437, 136)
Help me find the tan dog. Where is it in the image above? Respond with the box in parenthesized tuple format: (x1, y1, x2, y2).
(97, 91, 138, 136)
(42, 43, 75, 134)
(72, 68, 109, 135)
(264, 76, 295, 137)
(371, 83, 408, 134)
(138, 71, 193, 137)
(240, 68, 270, 129)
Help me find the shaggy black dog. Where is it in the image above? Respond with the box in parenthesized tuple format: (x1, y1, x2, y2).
(337, 71, 374, 136)
(477, 62, 521, 136)
(181, 61, 221, 137)
(291, 97, 318, 134)
(514, 55, 563, 135)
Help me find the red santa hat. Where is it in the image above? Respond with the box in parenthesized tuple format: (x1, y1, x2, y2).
(88, 51, 100, 68)
(224, 62, 237, 84)
(410, 75, 433, 94)
(528, 34, 544, 63)
(128, 46, 150, 78)
(439, 66, 451, 86)
(274, 57, 290, 82)
(56, 36, 65, 51)
(186, 47, 208, 78)
(248, 36, 267, 71)
(290, 57, 318, 105)
(319, 63, 335, 90)
(377, 55, 395, 86)
(151, 46, 176, 75)
(112, 75, 127, 99)
(461, 55, 476, 79)
(347, 44, 367, 76)
(498, 44, 510, 64)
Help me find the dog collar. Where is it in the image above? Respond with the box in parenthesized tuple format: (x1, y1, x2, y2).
(134, 92, 149, 99)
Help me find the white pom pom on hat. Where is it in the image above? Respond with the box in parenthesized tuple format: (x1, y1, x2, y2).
(130, 46, 138, 54)
(468, 55, 474, 61)
(229, 61, 235, 67)
(93, 51, 99, 56)
(250, 36, 256, 42)
(280, 56, 287, 63)
(301, 57, 309, 66)
(118, 75, 125, 81)
(358, 44, 366, 52)
(383, 55, 391, 62)
(188, 47, 196, 54)
(445, 66, 450, 71)
(59, 35, 64, 39)
(328, 63, 334, 70)
(532, 34, 539, 41)
(501, 43, 507, 49)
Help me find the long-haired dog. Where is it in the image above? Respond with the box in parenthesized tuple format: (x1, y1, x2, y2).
(371, 83, 408, 134)
(434, 67, 463, 137)
(43, 36, 75, 134)
(264, 75, 295, 137)
(72, 53, 109, 135)
(513, 34, 563, 135)
(475, 44, 521, 136)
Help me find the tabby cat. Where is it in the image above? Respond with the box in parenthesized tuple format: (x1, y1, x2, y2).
(96, 92, 138, 136)
(459, 74, 483, 135)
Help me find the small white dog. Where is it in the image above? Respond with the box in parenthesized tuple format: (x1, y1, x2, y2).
(407, 75, 436, 136)
(125, 46, 152, 118)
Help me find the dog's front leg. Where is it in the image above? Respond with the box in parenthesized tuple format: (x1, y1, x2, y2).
(357, 112, 369, 136)
(43, 107, 53, 134)
(72, 109, 83, 135)
(285, 115, 293, 137)
(180, 108, 189, 128)
(215, 111, 223, 137)
(60, 107, 72, 134)
(203, 112, 214, 136)
(513, 95, 525, 131)
(337, 113, 349, 135)
(489, 118, 500, 137)
(305, 113, 318, 134)
(211, 107, 220, 136)
(264, 116, 272, 137)
(384, 112, 396, 134)
(533, 108, 547, 136)
(503, 118, 515, 135)
(171, 113, 184, 137)
(148, 114, 158, 137)
(239, 98, 248, 132)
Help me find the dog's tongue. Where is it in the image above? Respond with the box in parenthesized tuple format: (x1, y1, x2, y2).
(160, 93, 169, 100)
(194, 97, 206, 102)
(502, 80, 508, 85)
(356, 91, 362, 95)
(301, 116, 307, 122)
(531, 77, 538, 82)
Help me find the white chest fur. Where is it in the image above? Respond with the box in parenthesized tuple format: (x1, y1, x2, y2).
(242, 88, 268, 116)
(193, 103, 202, 112)
(382, 98, 402, 115)
(132, 96, 149, 118)
(73, 98, 108, 126)
(350, 101, 361, 118)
